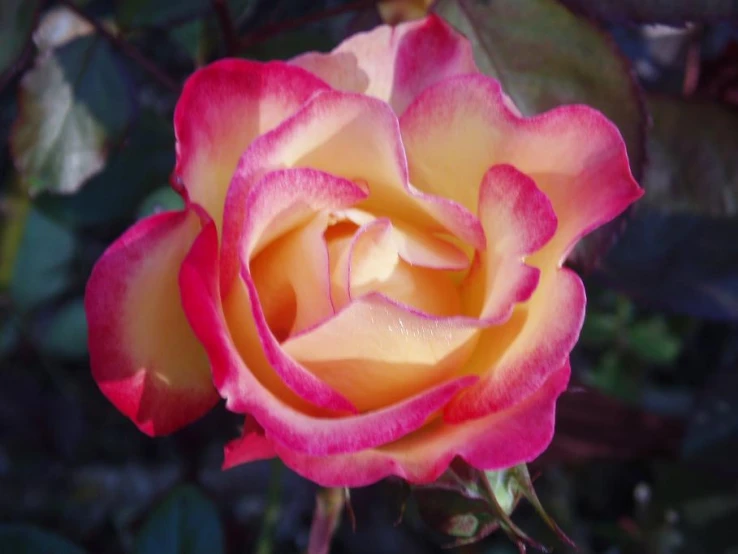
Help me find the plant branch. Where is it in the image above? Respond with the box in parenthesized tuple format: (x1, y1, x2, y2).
(212, 0, 238, 55)
(237, 0, 379, 49)
(59, 0, 180, 93)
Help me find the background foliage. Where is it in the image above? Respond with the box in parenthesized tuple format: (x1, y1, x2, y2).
(1, 0, 738, 553)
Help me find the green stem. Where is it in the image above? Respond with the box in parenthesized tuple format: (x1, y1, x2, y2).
(255, 459, 283, 554)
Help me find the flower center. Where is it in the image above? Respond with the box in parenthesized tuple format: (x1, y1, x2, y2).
(250, 209, 467, 343)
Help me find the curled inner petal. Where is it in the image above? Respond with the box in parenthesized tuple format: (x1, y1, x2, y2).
(251, 212, 334, 339)
(282, 294, 480, 411)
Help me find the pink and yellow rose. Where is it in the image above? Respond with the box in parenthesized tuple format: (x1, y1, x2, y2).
(85, 15, 641, 486)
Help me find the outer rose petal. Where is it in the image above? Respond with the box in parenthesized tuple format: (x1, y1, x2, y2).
(220, 89, 483, 290)
(224, 361, 570, 487)
(173, 59, 330, 225)
(291, 14, 477, 114)
(223, 417, 276, 467)
(400, 74, 643, 268)
(445, 268, 585, 422)
(180, 221, 479, 456)
(461, 165, 557, 322)
(85, 209, 217, 436)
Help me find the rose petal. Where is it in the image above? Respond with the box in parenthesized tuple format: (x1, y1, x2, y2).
(281, 293, 480, 412)
(235, 168, 370, 413)
(337, 209, 469, 271)
(400, 73, 643, 269)
(330, 218, 398, 309)
(85, 209, 217, 436)
(328, 218, 463, 316)
(220, 89, 483, 290)
(180, 221, 479, 456)
(445, 268, 585, 422)
(174, 59, 330, 225)
(223, 417, 276, 468)
(228, 360, 570, 487)
(251, 211, 334, 337)
(462, 164, 557, 323)
(291, 14, 477, 114)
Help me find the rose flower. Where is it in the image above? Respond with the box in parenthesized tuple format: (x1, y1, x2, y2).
(85, 15, 642, 487)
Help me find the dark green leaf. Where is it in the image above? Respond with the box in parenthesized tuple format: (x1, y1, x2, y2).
(580, 313, 620, 346)
(56, 36, 135, 139)
(0, 0, 41, 81)
(35, 110, 174, 228)
(118, 0, 255, 28)
(413, 462, 565, 550)
(602, 210, 738, 319)
(560, 0, 738, 23)
(12, 47, 107, 195)
(118, 0, 210, 28)
(643, 97, 738, 218)
(627, 318, 681, 365)
(11, 35, 134, 196)
(433, 0, 646, 269)
(170, 20, 209, 64)
(138, 186, 185, 218)
(39, 297, 89, 359)
(414, 488, 497, 539)
(0, 525, 86, 554)
(244, 29, 337, 61)
(135, 485, 225, 554)
(0, 313, 20, 358)
(10, 207, 76, 312)
(599, 97, 738, 319)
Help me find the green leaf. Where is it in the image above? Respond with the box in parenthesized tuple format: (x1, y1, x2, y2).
(0, 525, 86, 554)
(10, 207, 76, 312)
(244, 29, 337, 61)
(0, 312, 20, 358)
(118, 0, 256, 28)
(56, 36, 134, 139)
(600, 97, 738, 319)
(643, 97, 738, 218)
(627, 318, 681, 365)
(0, 0, 41, 80)
(12, 47, 107, 195)
(11, 34, 134, 196)
(580, 313, 620, 347)
(413, 461, 565, 550)
(138, 186, 186, 219)
(118, 0, 210, 28)
(170, 19, 209, 64)
(35, 110, 174, 228)
(135, 485, 225, 554)
(39, 297, 89, 359)
(433, 0, 646, 269)
(560, 0, 738, 23)
(414, 488, 498, 540)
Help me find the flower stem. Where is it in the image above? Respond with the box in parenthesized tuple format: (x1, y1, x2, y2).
(255, 459, 283, 554)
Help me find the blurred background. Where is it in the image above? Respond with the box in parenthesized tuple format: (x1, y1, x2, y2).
(1, 0, 737, 553)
